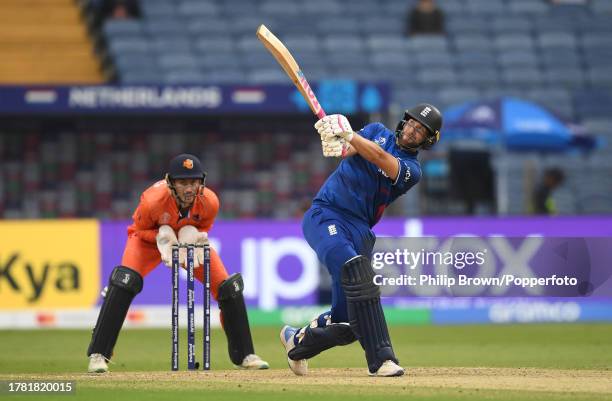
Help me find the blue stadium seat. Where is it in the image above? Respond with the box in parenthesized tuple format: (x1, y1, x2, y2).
(454, 35, 494, 52)
(322, 36, 364, 52)
(204, 70, 248, 83)
(121, 71, 164, 84)
(490, 16, 533, 34)
(540, 49, 581, 69)
(364, 35, 408, 52)
(508, 0, 550, 15)
(544, 67, 585, 89)
(164, 70, 207, 84)
(409, 35, 449, 52)
(197, 53, 237, 70)
(415, 52, 454, 69)
(282, 36, 321, 52)
(446, 16, 490, 35)
(325, 51, 364, 69)
(369, 51, 413, 68)
(536, 32, 577, 50)
(301, 0, 342, 15)
(533, 16, 578, 34)
(579, 16, 612, 34)
(157, 53, 199, 71)
(494, 34, 535, 51)
(465, 0, 506, 15)
(591, 0, 612, 14)
(260, 1, 301, 16)
(249, 69, 290, 84)
(587, 67, 612, 87)
(228, 17, 273, 36)
(455, 51, 497, 70)
(458, 68, 500, 87)
(574, 90, 612, 119)
(150, 37, 192, 54)
(498, 51, 538, 68)
(583, 49, 612, 69)
(177, 1, 219, 17)
(140, 1, 177, 18)
(185, 19, 230, 36)
(501, 67, 543, 87)
(103, 20, 143, 38)
(417, 68, 458, 87)
(343, 0, 381, 18)
(144, 19, 186, 36)
(360, 17, 404, 35)
(317, 18, 362, 35)
(580, 33, 612, 51)
(438, 87, 481, 108)
(193, 37, 236, 54)
(236, 36, 262, 52)
(240, 51, 278, 69)
(108, 38, 152, 56)
(114, 54, 159, 72)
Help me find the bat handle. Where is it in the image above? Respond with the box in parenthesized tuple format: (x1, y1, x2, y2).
(315, 109, 326, 119)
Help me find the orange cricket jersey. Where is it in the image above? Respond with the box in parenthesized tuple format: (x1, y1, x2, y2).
(127, 180, 219, 243)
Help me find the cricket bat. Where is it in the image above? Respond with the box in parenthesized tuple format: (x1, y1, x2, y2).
(256, 24, 326, 119)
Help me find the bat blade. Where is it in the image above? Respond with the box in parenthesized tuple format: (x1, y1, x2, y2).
(256, 24, 326, 119)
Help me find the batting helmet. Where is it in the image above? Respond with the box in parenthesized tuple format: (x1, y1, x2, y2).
(396, 103, 443, 150)
(167, 154, 206, 181)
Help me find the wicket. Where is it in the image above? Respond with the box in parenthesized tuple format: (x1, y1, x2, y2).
(171, 243, 211, 371)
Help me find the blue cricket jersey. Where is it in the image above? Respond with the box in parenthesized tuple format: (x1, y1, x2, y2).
(312, 123, 422, 228)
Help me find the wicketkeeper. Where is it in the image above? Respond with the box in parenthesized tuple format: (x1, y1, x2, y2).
(87, 153, 269, 373)
(281, 104, 442, 377)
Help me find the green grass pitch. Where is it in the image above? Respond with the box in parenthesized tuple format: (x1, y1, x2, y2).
(0, 324, 611, 401)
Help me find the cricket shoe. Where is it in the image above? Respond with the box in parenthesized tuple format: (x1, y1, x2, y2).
(369, 360, 405, 377)
(237, 354, 269, 370)
(87, 353, 108, 373)
(280, 325, 308, 376)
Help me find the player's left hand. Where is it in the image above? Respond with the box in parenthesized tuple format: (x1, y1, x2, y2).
(321, 137, 345, 157)
(315, 114, 354, 142)
(178, 225, 209, 267)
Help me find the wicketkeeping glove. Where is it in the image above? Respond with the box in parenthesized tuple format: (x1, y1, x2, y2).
(178, 225, 209, 267)
(156, 225, 178, 267)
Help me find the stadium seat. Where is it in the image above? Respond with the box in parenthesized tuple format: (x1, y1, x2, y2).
(103, 20, 143, 38)
(536, 32, 577, 50)
(501, 67, 543, 87)
(164, 68, 206, 84)
(494, 34, 535, 51)
(176, 1, 219, 17)
(508, 0, 550, 15)
(465, 0, 506, 15)
(490, 16, 533, 34)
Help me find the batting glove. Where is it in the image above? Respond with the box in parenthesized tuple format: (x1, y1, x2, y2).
(321, 137, 345, 157)
(315, 114, 354, 142)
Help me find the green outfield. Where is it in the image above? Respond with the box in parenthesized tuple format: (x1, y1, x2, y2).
(0, 324, 611, 401)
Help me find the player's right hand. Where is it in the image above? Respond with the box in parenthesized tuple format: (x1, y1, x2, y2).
(156, 225, 178, 267)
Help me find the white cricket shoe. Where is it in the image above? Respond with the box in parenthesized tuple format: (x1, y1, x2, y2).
(87, 353, 108, 373)
(369, 360, 405, 377)
(237, 354, 269, 370)
(280, 325, 308, 376)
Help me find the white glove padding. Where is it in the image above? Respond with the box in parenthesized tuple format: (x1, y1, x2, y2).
(321, 137, 345, 157)
(156, 225, 178, 267)
(315, 114, 354, 141)
(178, 225, 209, 267)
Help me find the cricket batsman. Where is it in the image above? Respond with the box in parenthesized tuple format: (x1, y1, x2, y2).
(280, 104, 442, 377)
(87, 154, 269, 373)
